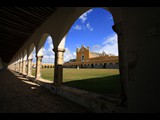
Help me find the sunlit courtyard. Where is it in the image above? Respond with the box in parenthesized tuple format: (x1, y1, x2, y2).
(32, 68, 120, 99)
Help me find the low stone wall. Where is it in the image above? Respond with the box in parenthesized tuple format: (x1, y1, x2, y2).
(32, 79, 127, 112)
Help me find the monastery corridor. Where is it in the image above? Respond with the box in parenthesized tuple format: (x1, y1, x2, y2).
(0, 69, 89, 113)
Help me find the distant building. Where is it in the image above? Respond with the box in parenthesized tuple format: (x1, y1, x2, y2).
(32, 63, 54, 69)
(63, 45, 119, 69)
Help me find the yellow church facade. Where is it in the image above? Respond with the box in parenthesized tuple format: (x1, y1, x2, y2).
(63, 45, 119, 69)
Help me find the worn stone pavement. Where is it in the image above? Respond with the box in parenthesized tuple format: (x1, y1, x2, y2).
(0, 69, 89, 113)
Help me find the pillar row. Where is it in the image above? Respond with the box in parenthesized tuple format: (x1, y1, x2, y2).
(35, 56, 43, 79)
(53, 48, 65, 85)
(16, 62, 18, 72)
(20, 61, 23, 74)
(18, 61, 20, 73)
(27, 59, 32, 77)
(112, 22, 128, 106)
(17, 62, 19, 72)
(14, 63, 16, 71)
(22, 60, 27, 75)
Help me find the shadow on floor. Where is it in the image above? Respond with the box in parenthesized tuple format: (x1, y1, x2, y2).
(0, 69, 89, 113)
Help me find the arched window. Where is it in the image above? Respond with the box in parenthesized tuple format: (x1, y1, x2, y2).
(81, 54, 84, 62)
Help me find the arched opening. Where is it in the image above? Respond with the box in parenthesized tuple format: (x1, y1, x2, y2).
(28, 43, 36, 78)
(91, 64, 94, 68)
(37, 34, 54, 82)
(23, 49, 27, 75)
(62, 8, 120, 100)
(115, 62, 119, 69)
(109, 63, 114, 69)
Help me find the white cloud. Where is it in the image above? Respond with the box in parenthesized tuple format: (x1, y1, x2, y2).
(86, 23, 94, 31)
(32, 47, 36, 63)
(42, 53, 55, 64)
(73, 23, 94, 32)
(42, 41, 55, 63)
(49, 44, 53, 49)
(103, 34, 117, 45)
(42, 47, 55, 64)
(92, 34, 118, 56)
(64, 48, 76, 62)
(79, 9, 93, 23)
(73, 52, 76, 56)
(73, 25, 82, 31)
(31, 39, 55, 64)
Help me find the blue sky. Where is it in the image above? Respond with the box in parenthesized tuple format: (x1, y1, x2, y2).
(33, 8, 118, 63)
(66, 8, 115, 52)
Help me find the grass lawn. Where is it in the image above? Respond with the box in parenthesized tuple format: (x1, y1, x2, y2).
(32, 68, 121, 99)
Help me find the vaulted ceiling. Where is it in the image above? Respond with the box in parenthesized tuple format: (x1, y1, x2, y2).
(0, 7, 56, 63)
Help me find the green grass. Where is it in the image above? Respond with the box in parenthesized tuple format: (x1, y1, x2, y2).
(32, 68, 121, 98)
(32, 68, 36, 76)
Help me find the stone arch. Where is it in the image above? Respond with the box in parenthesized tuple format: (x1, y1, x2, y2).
(20, 52, 23, 62)
(28, 43, 36, 60)
(23, 49, 27, 61)
(55, 7, 122, 101)
(104, 63, 107, 68)
(37, 33, 54, 57)
(99, 63, 103, 68)
(115, 62, 119, 69)
(108, 62, 114, 69)
(57, 35, 66, 50)
(56, 7, 122, 47)
(91, 63, 93, 68)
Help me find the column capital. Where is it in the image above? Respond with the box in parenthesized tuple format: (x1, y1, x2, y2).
(112, 22, 124, 35)
(36, 55, 43, 58)
(53, 48, 65, 53)
(28, 58, 33, 61)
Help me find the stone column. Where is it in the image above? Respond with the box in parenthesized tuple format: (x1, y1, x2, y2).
(15, 63, 18, 72)
(19, 61, 23, 74)
(22, 60, 27, 75)
(19, 61, 21, 73)
(27, 59, 32, 77)
(53, 48, 65, 85)
(112, 22, 128, 106)
(35, 56, 43, 79)
(14, 63, 16, 71)
(26, 61, 28, 75)
(16, 62, 19, 72)
(18, 61, 21, 73)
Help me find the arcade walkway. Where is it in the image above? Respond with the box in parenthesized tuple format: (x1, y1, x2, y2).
(0, 69, 89, 113)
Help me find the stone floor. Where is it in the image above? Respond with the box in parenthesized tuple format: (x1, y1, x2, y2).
(0, 69, 90, 113)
